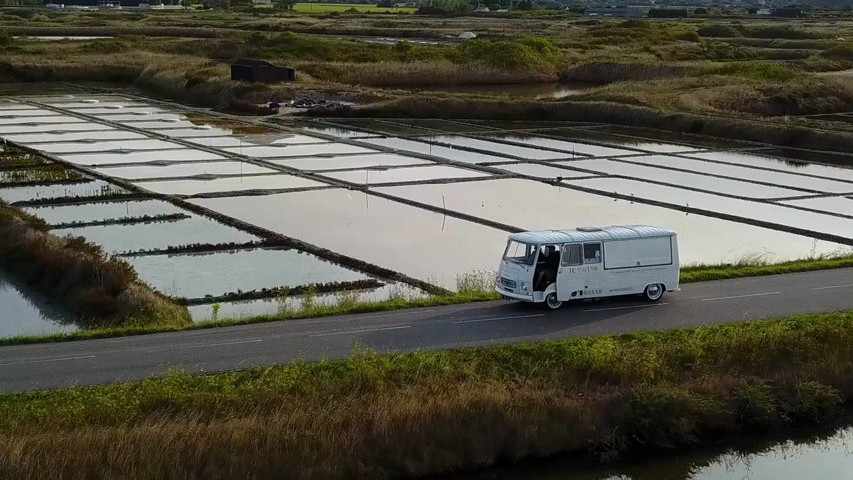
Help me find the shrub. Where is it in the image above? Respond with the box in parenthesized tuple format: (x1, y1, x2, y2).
(784, 381, 841, 421)
(621, 384, 722, 447)
(675, 30, 700, 42)
(456, 37, 562, 72)
(733, 384, 777, 427)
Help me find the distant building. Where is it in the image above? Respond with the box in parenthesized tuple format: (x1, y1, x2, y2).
(757, 8, 771, 14)
(231, 59, 296, 83)
(585, 6, 642, 17)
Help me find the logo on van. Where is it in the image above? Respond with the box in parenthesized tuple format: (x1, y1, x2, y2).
(567, 266, 600, 274)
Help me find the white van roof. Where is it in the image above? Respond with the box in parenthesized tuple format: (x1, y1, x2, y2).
(510, 225, 675, 245)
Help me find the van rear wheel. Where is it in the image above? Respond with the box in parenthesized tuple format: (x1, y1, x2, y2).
(545, 292, 563, 310)
(643, 283, 664, 302)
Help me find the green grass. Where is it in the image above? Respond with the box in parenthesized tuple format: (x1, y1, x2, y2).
(292, 3, 416, 13)
(680, 254, 853, 283)
(1, 310, 852, 479)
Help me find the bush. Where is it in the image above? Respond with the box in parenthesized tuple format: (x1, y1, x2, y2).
(675, 30, 700, 42)
(733, 384, 778, 427)
(456, 36, 562, 72)
(784, 381, 841, 421)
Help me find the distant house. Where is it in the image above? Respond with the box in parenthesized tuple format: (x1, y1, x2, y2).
(231, 59, 296, 83)
(585, 6, 642, 17)
(253, 0, 272, 4)
(756, 8, 771, 15)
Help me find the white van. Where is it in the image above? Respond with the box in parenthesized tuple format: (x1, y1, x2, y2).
(495, 225, 679, 309)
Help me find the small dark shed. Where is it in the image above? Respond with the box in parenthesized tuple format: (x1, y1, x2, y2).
(231, 59, 296, 83)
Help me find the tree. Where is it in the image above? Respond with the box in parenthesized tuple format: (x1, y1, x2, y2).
(274, 0, 295, 9)
(516, 0, 533, 10)
(203, 0, 230, 9)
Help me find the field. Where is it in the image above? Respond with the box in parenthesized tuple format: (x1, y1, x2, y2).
(1, 8, 853, 479)
(293, 3, 417, 13)
(1, 91, 851, 341)
(1, 11, 852, 137)
(2, 309, 852, 479)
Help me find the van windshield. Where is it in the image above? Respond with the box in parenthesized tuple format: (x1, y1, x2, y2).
(503, 240, 536, 266)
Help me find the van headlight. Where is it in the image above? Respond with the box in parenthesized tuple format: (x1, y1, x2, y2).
(521, 282, 529, 292)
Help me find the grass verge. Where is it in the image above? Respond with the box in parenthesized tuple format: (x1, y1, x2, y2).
(1, 254, 850, 347)
(1, 310, 852, 479)
(681, 254, 853, 283)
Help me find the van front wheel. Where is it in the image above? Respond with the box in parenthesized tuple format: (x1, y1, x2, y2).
(545, 292, 563, 310)
(643, 283, 664, 302)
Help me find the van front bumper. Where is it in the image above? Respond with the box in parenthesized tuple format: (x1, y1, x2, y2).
(495, 286, 534, 302)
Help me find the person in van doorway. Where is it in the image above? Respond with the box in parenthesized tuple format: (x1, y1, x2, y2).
(535, 245, 560, 291)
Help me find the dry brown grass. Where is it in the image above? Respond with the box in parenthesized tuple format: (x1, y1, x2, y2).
(706, 77, 853, 116)
(0, 382, 607, 480)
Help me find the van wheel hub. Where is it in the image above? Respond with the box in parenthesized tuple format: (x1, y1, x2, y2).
(545, 292, 563, 310)
(644, 283, 664, 302)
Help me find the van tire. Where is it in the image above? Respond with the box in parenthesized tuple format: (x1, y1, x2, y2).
(545, 292, 563, 310)
(643, 283, 664, 302)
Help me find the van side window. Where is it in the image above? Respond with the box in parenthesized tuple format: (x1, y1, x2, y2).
(583, 243, 602, 264)
(562, 244, 582, 266)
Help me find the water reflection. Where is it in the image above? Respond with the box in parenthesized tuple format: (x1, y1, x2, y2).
(0, 271, 77, 339)
(400, 82, 599, 99)
(452, 425, 853, 480)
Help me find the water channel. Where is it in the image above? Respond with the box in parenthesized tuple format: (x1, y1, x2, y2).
(0, 271, 77, 339)
(450, 424, 853, 480)
(2, 91, 853, 337)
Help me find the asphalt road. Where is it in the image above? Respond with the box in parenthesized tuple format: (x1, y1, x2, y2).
(1, 268, 852, 392)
